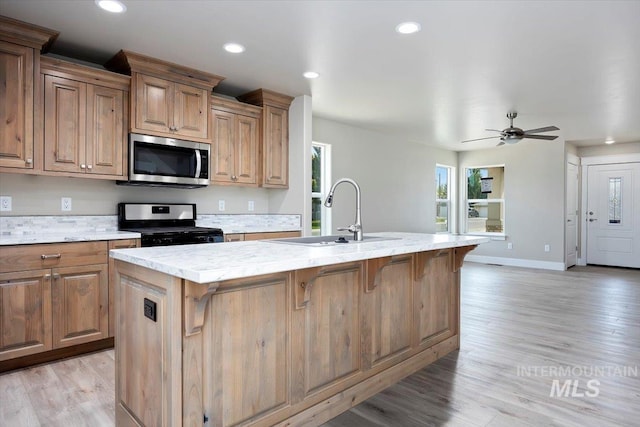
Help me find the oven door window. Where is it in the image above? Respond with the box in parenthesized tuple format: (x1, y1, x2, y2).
(133, 142, 196, 178)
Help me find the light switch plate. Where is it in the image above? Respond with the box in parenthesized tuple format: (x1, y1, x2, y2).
(544, 244, 550, 252)
(61, 197, 72, 211)
(248, 200, 255, 212)
(0, 196, 12, 212)
(218, 200, 225, 211)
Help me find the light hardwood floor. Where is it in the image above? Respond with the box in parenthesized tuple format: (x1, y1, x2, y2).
(1, 263, 638, 426)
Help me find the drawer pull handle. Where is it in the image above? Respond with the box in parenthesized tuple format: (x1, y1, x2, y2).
(41, 254, 62, 260)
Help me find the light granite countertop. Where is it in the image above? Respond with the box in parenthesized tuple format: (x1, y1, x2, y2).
(110, 232, 490, 284)
(0, 231, 141, 246)
(0, 214, 300, 246)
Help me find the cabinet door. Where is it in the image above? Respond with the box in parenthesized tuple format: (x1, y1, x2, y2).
(0, 269, 52, 361)
(86, 84, 125, 176)
(51, 264, 108, 348)
(210, 109, 235, 184)
(44, 75, 87, 173)
(262, 105, 288, 187)
(135, 73, 172, 134)
(291, 262, 363, 400)
(362, 255, 413, 370)
(173, 83, 208, 139)
(235, 114, 258, 185)
(413, 250, 457, 349)
(202, 273, 290, 427)
(0, 41, 34, 169)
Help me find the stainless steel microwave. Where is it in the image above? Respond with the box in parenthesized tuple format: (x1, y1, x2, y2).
(118, 133, 210, 188)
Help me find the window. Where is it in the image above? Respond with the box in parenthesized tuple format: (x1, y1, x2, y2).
(465, 166, 505, 234)
(436, 165, 453, 233)
(311, 142, 332, 236)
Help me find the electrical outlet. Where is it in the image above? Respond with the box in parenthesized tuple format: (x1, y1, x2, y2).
(248, 200, 255, 212)
(218, 200, 225, 211)
(0, 196, 12, 212)
(544, 244, 550, 252)
(61, 197, 72, 211)
(507, 242, 513, 250)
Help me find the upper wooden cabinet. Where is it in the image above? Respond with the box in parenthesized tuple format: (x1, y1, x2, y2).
(0, 16, 58, 171)
(237, 89, 294, 188)
(41, 56, 129, 179)
(105, 50, 224, 143)
(210, 96, 261, 186)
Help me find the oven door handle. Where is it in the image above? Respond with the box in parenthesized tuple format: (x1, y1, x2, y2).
(194, 149, 202, 178)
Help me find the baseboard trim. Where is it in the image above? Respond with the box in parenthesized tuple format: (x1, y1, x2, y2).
(465, 255, 565, 271)
(0, 338, 114, 373)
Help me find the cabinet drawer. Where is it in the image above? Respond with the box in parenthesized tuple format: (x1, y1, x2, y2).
(0, 241, 108, 273)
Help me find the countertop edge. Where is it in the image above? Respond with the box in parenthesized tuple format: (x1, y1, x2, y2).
(111, 233, 490, 284)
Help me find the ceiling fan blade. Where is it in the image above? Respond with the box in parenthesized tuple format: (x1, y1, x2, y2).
(496, 141, 506, 147)
(523, 134, 558, 140)
(485, 129, 504, 133)
(523, 126, 559, 134)
(461, 136, 501, 143)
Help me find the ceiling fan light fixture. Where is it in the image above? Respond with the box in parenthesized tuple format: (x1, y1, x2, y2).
(395, 22, 421, 34)
(95, 0, 126, 13)
(303, 71, 320, 79)
(605, 139, 615, 145)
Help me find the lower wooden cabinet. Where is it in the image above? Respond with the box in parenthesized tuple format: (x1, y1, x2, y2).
(0, 269, 52, 360)
(51, 264, 108, 348)
(225, 231, 300, 242)
(0, 239, 138, 365)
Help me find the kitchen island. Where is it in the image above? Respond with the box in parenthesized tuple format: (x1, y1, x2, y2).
(111, 232, 487, 427)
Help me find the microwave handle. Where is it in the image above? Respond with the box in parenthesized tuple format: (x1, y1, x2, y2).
(195, 149, 202, 178)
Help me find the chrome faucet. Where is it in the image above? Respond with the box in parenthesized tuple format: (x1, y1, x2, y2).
(324, 178, 363, 241)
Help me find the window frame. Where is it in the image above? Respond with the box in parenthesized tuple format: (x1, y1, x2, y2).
(311, 141, 332, 236)
(463, 164, 506, 237)
(436, 164, 455, 234)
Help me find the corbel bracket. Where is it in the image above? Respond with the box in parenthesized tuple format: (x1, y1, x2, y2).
(453, 245, 478, 272)
(414, 250, 450, 280)
(295, 266, 322, 310)
(365, 257, 392, 293)
(184, 281, 220, 336)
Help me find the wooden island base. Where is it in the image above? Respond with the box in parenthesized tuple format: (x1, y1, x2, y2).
(115, 245, 476, 427)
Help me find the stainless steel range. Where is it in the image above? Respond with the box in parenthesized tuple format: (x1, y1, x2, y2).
(118, 203, 223, 247)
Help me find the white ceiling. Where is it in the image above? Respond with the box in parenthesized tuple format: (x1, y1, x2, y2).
(2, 0, 639, 151)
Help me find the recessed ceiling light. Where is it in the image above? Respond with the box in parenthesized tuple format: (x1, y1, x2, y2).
(605, 139, 615, 145)
(395, 21, 421, 34)
(303, 71, 319, 79)
(95, 0, 126, 13)
(223, 43, 245, 53)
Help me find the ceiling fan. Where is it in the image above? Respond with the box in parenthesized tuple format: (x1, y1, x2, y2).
(462, 112, 559, 146)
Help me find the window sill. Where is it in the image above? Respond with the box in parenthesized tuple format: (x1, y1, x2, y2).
(464, 232, 507, 241)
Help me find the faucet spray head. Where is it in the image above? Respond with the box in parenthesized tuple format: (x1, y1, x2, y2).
(324, 193, 333, 207)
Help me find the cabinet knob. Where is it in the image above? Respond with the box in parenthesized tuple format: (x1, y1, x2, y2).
(81, 164, 86, 169)
(25, 158, 33, 165)
(231, 175, 238, 181)
(87, 165, 93, 170)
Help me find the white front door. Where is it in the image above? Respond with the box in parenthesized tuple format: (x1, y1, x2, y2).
(586, 163, 640, 268)
(566, 161, 578, 268)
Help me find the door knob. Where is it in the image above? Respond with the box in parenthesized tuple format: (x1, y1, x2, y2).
(589, 218, 598, 222)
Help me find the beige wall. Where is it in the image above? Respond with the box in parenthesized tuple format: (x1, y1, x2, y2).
(577, 141, 640, 157)
(459, 140, 566, 263)
(312, 117, 458, 234)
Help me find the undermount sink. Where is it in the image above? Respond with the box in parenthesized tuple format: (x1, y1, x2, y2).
(270, 235, 398, 246)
